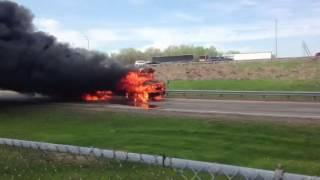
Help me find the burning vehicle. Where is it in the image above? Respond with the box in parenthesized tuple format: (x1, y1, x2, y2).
(0, 1, 165, 107)
(82, 68, 166, 105)
(0, 1, 166, 108)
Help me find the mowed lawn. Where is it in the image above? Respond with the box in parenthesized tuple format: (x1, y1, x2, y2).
(0, 105, 320, 176)
(168, 79, 320, 91)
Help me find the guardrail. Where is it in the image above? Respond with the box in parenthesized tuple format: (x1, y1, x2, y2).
(1, 138, 319, 180)
(166, 90, 320, 100)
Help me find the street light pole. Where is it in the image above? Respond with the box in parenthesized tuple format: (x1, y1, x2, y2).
(81, 32, 90, 50)
(275, 19, 278, 58)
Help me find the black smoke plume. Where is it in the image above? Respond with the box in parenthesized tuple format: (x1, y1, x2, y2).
(0, 1, 128, 98)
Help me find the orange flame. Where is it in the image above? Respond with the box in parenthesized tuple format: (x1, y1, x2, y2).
(117, 68, 165, 105)
(82, 90, 112, 101)
(82, 68, 165, 106)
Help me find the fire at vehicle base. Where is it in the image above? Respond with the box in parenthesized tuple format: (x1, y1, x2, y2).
(82, 68, 166, 107)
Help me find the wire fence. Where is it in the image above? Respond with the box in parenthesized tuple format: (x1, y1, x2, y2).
(1, 138, 319, 180)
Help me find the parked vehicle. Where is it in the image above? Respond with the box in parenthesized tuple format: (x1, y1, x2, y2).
(315, 52, 320, 57)
(134, 60, 148, 67)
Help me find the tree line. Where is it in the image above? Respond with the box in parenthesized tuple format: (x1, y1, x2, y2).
(109, 45, 239, 64)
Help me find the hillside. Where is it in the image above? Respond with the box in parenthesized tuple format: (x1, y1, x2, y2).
(153, 57, 320, 82)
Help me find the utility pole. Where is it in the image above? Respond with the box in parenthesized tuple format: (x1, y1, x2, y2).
(274, 19, 278, 58)
(81, 32, 90, 50)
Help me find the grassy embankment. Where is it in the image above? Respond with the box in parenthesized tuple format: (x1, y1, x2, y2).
(155, 59, 320, 91)
(0, 105, 320, 176)
(168, 79, 320, 91)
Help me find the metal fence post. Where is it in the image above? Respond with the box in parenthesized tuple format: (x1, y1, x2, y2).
(274, 164, 284, 180)
(162, 154, 166, 167)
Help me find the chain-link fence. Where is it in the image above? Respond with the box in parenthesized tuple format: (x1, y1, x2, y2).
(1, 138, 319, 180)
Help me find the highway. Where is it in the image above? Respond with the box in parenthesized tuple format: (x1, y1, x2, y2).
(157, 98, 320, 120)
(65, 98, 320, 123)
(1, 90, 320, 122)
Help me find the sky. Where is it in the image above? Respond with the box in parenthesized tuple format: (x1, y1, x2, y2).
(12, 0, 320, 57)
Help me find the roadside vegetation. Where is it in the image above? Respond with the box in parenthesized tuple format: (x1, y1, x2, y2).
(168, 79, 320, 91)
(155, 58, 320, 91)
(111, 45, 226, 64)
(0, 105, 320, 176)
(155, 58, 320, 81)
(0, 145, 187, 179)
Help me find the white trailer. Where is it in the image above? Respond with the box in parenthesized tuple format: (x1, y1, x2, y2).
(226, 52, 273, 61)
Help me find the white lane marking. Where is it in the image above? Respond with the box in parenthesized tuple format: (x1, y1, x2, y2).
(159, 108, 320, 120)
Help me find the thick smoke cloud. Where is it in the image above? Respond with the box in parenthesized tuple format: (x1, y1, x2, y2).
(0, 1, 128, 98)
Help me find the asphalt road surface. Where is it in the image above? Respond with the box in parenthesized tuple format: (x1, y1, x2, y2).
(67, 98, 320, 122)
(0, 90, 47, 102)
(156, 98, 320, 120)
(1, 91, 320, 122)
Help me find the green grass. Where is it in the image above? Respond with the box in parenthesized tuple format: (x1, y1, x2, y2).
(168, 79, 320, 91)
(236, 59, 305, 69)
(1, 145, 233, 180)
(0, 145, 188, 180)
(1, 106, 320, 176)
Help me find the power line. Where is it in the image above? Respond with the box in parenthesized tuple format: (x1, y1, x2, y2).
(302, 41, 311, 56)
